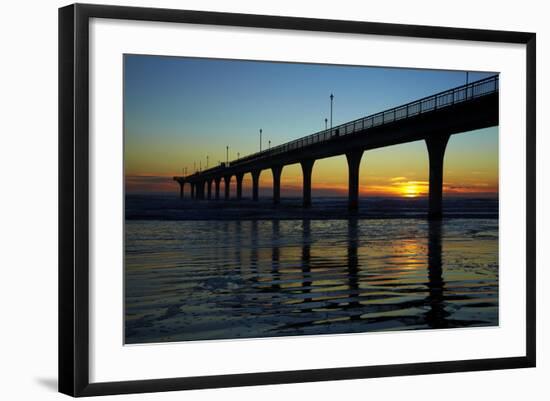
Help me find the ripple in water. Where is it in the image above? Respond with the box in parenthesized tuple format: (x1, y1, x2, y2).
(125, 218, 498, 343)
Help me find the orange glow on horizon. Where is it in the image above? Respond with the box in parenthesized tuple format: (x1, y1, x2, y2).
(125, 174, 497, 198)
(401, 184, 423, 198)
(126, 129, 499, 198)
(391, 180, 429, 198)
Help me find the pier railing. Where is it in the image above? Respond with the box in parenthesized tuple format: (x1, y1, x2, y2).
(180, 75, 499, 179)
(230, 75, 499, 168)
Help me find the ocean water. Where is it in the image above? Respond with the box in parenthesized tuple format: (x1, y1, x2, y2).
(125, 196, 498, 344)
(125, 195, 498, 220)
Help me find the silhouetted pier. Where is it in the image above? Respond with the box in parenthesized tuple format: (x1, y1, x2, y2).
(174, 75, 498, 218)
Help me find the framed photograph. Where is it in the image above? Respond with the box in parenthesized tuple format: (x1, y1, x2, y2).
(59, 3, 536, 397)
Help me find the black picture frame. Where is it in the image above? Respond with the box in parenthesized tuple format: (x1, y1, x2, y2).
(59, 3, 536, 397)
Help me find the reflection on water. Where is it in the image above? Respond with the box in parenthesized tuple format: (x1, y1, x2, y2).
(125, 218, 498, 343)
(426, 220, 447, 328)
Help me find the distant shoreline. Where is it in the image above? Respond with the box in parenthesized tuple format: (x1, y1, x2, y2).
(125, 194, 498, 221)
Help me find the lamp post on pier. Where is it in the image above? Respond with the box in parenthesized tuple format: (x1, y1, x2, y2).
(330, 93, 334, 130)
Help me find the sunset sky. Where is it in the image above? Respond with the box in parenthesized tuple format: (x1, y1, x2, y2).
(124, 55, 498, 198)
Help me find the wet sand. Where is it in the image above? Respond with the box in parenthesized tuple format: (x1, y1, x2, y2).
(125, 210, 498, 344)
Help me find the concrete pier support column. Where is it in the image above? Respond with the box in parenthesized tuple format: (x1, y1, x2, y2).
(300, 159, 315, 208)
(207, 179, 212, 200)
(224, 175, 231, 200)
(425, 134, 450, 220)
(346, 150, 364, 211)
(190, 183, 195, 200)
(197, 181, 205, 200)
(271, 166, 283, 205)
(179, 181, 184, 199)
(214, 177, 221, 200)
(251, 170, 261, 201)
(236, 173, 244, 200)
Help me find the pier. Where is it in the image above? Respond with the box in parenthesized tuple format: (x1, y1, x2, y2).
(174, 75, 498, 219)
